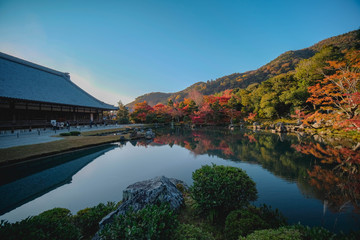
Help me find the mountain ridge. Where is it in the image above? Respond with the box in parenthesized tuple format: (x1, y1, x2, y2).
(126, 29, 360, 110)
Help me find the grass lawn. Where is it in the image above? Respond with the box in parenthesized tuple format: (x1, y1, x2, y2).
(0, 128, 133, 165)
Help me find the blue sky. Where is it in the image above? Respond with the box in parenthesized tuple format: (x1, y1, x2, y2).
(0, 0, 359, 105)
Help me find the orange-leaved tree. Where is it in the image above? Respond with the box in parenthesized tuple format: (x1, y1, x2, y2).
(307, 50, 360, 119)
(130, 101, 153, 123)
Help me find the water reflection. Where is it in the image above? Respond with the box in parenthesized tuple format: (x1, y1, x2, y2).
(144, 127, 359, 216)
(0, 127, 359, 232)
(292, 142, 360, 214)
(0, 144, 117, 216)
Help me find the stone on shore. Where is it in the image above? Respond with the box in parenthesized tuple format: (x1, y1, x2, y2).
(98, 176, 187, 229)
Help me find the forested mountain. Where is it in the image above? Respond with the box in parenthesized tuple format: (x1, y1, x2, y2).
(126, 30, 360, 109)
(126, 92, 172, 110)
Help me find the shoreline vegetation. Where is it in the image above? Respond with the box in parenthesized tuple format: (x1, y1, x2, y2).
(118, 47, 360, 147)
(1, 165, 359, 240)
(0, 122, 359, 166)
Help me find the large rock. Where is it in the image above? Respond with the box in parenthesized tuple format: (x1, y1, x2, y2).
(98, 176, 187, 229)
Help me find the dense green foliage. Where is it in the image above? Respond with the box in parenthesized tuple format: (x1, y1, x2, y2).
(238, 227, 302, 240)
(191, 164, 257, 218)
(287, 224, 360, 240)
(99, 204, 178, 240)
(117, 101, 130, 124)
(230, 45, 344, 119)
(73, 202, 117, 238)
(0, 208, 81, 240)
(225, 205, 287, 239)
(173, 223, 215, 240)
(0, 203, 117, 240)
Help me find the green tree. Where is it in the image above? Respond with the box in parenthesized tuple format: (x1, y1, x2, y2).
(117, 100, 130, 124)
(295, 46, 341, 87)
(167, 99, 174, 107)
(191, 164, 257, 220)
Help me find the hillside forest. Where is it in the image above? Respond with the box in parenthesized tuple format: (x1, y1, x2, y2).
(118, 46, 360, 132)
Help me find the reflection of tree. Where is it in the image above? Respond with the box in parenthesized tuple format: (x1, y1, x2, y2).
(148, 127, 360, 215)
(153, 128, 312, 182)
(292, 142, 360, 213)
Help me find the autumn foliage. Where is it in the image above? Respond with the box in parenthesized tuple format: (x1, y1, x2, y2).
(122, 49, 360, 130)
(292, 142, 360, 212)
(306, 50, 360, 129)
(129, 90, 243, 124)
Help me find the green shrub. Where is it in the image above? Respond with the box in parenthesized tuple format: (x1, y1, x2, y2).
(258, 204, 287, 228)
(60, 131, 80, 136)
(225, 208, 266, 239)
(60, 132, 71, 136)
(341, 231, 360, 240)
(0, 208, 80, 240)
(173, 223, 215, 240)
(238, 227, 302, 240)
(99, 204, 178, 240)
(70, 131, 81, 136)
(190, 164, 257, 218)
(288, 224, 336, 240)
(225, 205, 287, 239)
(73, 202, 117, 238)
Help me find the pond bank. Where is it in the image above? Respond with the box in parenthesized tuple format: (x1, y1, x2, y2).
(242, 121, 360, 149)
(0, 125, 148, 166)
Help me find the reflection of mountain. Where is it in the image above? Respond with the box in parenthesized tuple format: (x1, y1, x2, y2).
(150, 127, 359, 213)
(0, 144, 117, 216)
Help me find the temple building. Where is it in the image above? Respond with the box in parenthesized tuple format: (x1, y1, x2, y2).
(0, 52, 117, 130)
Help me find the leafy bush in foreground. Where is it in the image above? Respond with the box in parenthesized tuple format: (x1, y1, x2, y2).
(73, 202, 117, 238)
(191, 164, 257, 218)
(173, 223, 215, 240)
(225, 208, 265, 239)
(289, 224, 336, 240)
(99, 204, 178, 240)
(0, 208, 80, 240)
(286, 224, 360, 240)
(225, 205, 287, 239)
(0, 203, 117, 240)
(238, 227, 302, 240)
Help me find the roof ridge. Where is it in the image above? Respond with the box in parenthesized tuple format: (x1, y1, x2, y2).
(0, 52, 117, 110)
(0, 52, 68, 78)
(63, 75, 116, 108)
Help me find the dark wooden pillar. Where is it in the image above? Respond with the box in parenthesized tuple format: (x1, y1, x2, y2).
(10, 100, 15, 133)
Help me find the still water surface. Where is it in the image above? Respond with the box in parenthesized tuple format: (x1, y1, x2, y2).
(0, 127, 359, 232)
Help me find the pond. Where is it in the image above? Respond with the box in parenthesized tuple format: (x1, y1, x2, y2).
(0, 127, 359, 233)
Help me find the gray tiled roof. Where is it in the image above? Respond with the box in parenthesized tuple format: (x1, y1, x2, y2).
(0, 52, 117, 110)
